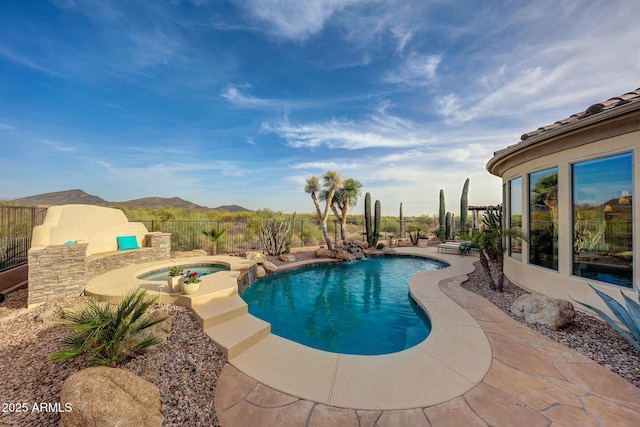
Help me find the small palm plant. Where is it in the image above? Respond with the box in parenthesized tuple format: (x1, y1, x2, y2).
(49, 288, 168, 367)
(202, 227, 227, 256)
(573, 285, 640, 352)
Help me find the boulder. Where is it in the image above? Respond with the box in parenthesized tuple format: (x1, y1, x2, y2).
(61, 367, 162, 427)
(345, 242, 365, 259)
(315, 248, 334, 258)
(246, 251, 266, 264)
(397, 239, 413, 247)
(255, 265, 266, 279)
(130, 311, 170, 354)
(262, 260, 277, 273)
(381, 247, 397, 255)
(510, 294, 576, 330)
(335, 251, 356, 261)
(279, 253, 296, 262)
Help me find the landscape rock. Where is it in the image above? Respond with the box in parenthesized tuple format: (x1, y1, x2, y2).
(60, 366, 163, 427)
(381, 247, 397, 255)
(246, 251, 266, 264)
(37, 309, 57, 322)
(315, 248, 334, 258)
(262, 260, 277, 273)
(510, 294, 576, 329)
(345, 242, 365, 259)
(279, 253, 296, 262)
(255, 265, 266, 279)
(335, 251, 356, 261)
(130, 311, 170, 353)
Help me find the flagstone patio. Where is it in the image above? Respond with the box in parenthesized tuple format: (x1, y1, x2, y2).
(214, 248, 640, 426)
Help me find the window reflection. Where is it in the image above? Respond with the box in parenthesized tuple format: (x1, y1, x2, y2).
(572, 153, 633, 287)
(509, 177, 522, 260)
(529, 168, 558, 270)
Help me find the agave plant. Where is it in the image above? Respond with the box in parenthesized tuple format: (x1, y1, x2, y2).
(49, 288, 168, 367)
(573, 284, 640, 352)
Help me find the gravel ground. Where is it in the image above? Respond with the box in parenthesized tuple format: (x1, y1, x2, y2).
(0, 254, 637, 426)
(0, 289, 225, 427)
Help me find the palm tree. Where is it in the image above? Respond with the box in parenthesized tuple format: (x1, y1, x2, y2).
(305, 171, 343, 250)
(323, 177, 363, 242)
(49, 288, 167, 367)
(202, 227, 227, 255)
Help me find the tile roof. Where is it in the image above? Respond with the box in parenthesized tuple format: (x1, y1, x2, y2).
(520, 87, 640, 141)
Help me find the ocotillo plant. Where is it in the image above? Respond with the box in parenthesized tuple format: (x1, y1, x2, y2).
(364, 192, 372, 245)
(439, 189, 446, 241)
(460, 178, 469, 236)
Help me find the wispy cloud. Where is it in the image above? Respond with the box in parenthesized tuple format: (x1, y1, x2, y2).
(383, 52, 441, 87)
(262, 106, 437, 150)
(233, 0, 367, 41)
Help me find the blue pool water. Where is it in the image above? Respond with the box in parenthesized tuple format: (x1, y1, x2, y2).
(137, 264, 229, 281)
(240, 255, 447, 355)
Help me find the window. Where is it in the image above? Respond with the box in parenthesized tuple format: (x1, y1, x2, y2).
(529, 168, 558, 270)
(509, 177, 522, 260)
(572, 153, 633, 287)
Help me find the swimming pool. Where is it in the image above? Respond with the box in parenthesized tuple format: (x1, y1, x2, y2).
(137, 263, 229, 281)
(240, 255, 447, 355)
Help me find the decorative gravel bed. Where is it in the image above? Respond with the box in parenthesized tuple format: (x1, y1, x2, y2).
(0, 289, 224, 427)
(0, 254, 637, 426)
(461, 261, 640, 388)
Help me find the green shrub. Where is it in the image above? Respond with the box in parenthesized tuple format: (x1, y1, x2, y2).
(376, 242, 385, 250)
(49, 288, 168, 367)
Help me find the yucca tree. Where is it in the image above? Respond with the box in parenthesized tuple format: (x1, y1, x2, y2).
(202, 227, 227, 255)
(49, 288, 168, 367)
(305, 171, 343, 250)
(323, 177, 363, 242)
(471, 205, 527, 292)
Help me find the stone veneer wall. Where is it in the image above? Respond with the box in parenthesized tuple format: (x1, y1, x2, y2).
(28, 233, 171, 306)
(28, 243, 89, 306)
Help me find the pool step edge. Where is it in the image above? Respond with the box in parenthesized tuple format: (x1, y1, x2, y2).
(204, 314, 271, 360)
(192, 294, 248, 328)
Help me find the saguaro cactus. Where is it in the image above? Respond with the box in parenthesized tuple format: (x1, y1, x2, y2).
(439, 189, 446, 241)
(446, 211, 452, 240)
(460, 178, 469, 236)
(399, 202, 404, 238)
(365, 192, 372, 245)
(373, 199, 381, 246)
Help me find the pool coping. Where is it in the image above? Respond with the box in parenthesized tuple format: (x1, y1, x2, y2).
(84, 248, 492, 410)
(227, 247, 492, 410)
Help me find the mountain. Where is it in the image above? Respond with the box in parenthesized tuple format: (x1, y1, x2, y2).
(7, 189, 252, 212)
(112, 197, 208, 210)
(9, 189, 107, 206)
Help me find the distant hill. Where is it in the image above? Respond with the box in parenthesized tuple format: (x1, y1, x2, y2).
(9, 189, 107, 206)
(7, 189, 252, 212)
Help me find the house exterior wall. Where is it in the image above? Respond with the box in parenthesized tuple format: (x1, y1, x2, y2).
(489, 113, 638, 314)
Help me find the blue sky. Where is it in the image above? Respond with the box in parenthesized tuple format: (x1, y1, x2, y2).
(1, 0, 639, 216)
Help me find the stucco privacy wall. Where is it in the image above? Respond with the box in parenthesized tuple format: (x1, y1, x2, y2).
(28, 205, 170, 306)
(487, 93, 639, 314)
(31, 204, 149, 256)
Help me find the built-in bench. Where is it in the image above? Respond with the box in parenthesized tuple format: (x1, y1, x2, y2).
(27, 205, 171, 306)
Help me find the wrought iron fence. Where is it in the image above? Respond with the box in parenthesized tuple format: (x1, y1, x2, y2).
(139, 217, 438, 254)
(0, 206, 47, 272)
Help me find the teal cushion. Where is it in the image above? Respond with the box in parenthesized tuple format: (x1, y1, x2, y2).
(64, 241, 74, 245)
(117, 235, 139, 251)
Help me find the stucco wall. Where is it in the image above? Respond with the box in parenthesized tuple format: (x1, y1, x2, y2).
(499, 129, 638, 312)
